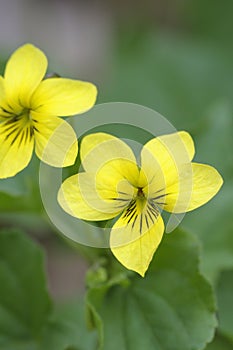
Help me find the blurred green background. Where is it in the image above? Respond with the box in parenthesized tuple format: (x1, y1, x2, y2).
(0, 0, 233, 347)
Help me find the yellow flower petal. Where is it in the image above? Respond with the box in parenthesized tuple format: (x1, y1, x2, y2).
(4, 44, 47, 109)
(159, 131, 195, 161)
(33, 113, 78, 167)
(111, 215, 164, 277)
(140, 131, 194, 196)
(58, 173, 124, 221)
(31, 78, 97, 116)
(0, 121, 34, 178)
(96, 159, 139, 200)
(81, 132, 137, 172)
(164, 163, 224, 213)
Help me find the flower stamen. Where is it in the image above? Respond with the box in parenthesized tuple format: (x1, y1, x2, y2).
(0, 108, 35, 146)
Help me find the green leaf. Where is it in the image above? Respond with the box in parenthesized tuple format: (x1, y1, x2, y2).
(205, 270, 233, 350)
(205, 333, 233, 350)
(0, 155, 37, 197)
(216, 270, 233, 342)
(0, 156, 43, 213)
(183, 182, 233, 283)
(0, 174, 28, 197)
(86, 229, 217, 350)
(0, 229, 52, 349)
(49, 299, 97, 350)
(0, 230, 96, 350)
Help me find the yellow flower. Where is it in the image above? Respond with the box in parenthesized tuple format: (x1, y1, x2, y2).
(58, 131, 223, 276)
(0, 43, 97, 178)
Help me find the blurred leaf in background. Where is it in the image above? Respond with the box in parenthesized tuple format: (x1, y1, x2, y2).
(216, 270, 233, 343)
(205, 269, 233, 349)
(0, 229, 97, 350)
(205, 333, 233, 350)
(100, 30, 233, 132)
(0, 229, 51, 349)
(184, 0, 233, 49)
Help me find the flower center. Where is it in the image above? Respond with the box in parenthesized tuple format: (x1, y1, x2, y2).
(0, 108, 35, 145)
(137, 187, 145, 198)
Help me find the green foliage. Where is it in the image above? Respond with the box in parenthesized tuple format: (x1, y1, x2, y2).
(100, 32, 233, 133)
(0, 230, 51, 349)
(182, 104, 233, 282)
(183, 182, 233, 283)
(51, 300, 97, 350)
(205, 333, 233, 350)
(0, 229, 218, 350)
(194, 102, 233, 181)
(0, 156, 43, 212)
(184, 0, 233, 46)
(0, 172, 29, 197)
(216, 270, 233, 342)
(0, 230, 96, 350)
(86, 229, 217, 350)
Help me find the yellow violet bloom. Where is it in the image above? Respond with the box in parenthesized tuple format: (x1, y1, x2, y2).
(58, 131, 223, 277)
(0, 43, 97, 178)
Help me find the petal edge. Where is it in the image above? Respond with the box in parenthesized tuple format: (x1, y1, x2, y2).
(111, 215, 164, 277)
(31, 78, 97, 116)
